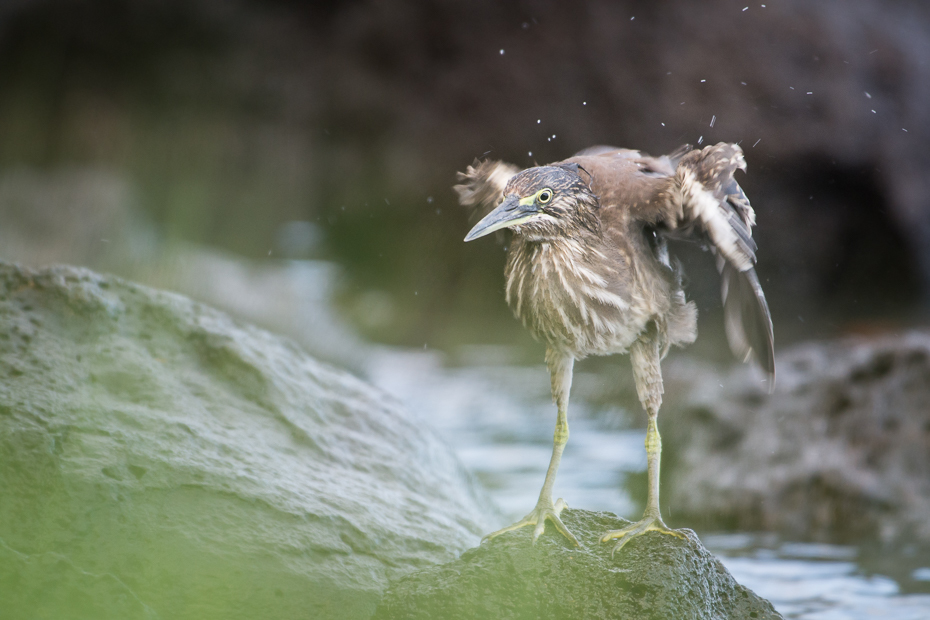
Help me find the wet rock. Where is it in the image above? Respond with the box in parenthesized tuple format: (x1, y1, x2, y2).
(140, 245, 375, 372)
(373, 508, 782, 620)
(663, 333, 930, 545)
(0, 263, 494, 619)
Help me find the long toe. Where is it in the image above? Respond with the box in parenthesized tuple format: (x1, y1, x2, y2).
(600, 514, 685, 557)
(544, 498, 579, 546)
(483, 497, 579, 547)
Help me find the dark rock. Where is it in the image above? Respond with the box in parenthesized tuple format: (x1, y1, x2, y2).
(373, 508, 782, 620)
(0, 263, 494, 619)
(662, 332, 930, 545)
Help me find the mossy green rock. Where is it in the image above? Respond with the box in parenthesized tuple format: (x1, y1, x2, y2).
(0, 263, 491, 619)
(373, 509, 782, 620)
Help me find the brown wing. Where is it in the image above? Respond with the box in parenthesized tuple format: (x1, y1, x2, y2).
(453, 159, 521, 221)
(575, 143, 774, 387)
(571, 145, 690, 178)
(673, 143, 775, 388)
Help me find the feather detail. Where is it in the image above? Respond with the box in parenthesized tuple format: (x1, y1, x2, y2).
(457, 142, 773, 387)
(673, 143, 774, 387)
(454, 159, 520, 221)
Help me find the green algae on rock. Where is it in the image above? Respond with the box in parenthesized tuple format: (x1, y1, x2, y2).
(373, 508, 782, 620)
(0, 263, 494, 620)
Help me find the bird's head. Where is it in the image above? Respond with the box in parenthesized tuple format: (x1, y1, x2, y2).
(464, 163, 598, 242)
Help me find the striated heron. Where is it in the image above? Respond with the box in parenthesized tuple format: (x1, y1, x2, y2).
(455, 143, 774, 553)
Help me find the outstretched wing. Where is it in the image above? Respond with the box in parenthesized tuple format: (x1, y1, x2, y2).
(658, 143, 775, 388)
(677, 143, 775, 386)
(453, 159, 521, 221)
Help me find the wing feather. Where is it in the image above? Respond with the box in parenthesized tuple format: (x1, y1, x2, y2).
(453, 159, 520, 221)
(456, 145, 775, 389)
(669, 143, 775, 388)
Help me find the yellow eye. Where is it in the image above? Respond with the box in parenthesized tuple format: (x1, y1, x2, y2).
(537, 188, 553, 204)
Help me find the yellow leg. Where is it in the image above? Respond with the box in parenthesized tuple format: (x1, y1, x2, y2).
(601, 414, 684, 555)
(483, 350, 579, 546)
(482, 408, 577, 545)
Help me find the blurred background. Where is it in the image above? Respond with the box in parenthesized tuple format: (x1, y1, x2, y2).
(1, 0, 930, 617)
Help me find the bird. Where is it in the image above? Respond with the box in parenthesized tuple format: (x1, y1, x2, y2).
(455, 142, 774, 553)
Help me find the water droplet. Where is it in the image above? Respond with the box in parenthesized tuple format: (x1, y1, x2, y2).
(864, 92, 872, 99)
(871, 109, 876, 113)
(537, 119, 541, 124)
(661, 122, 665, 127)
(528, 151, 533, 156)
(700, 79, 706, 83)
(752, 138, 761, 147)
(697, 136, 704, 144)
(630, 16, 635, 20)
(426, 196, 434, 204)
(742, 6, 748, 11)
(499, 49, 505, 55)
(806, 91, 813, 95)
(710, 115, 716, 127)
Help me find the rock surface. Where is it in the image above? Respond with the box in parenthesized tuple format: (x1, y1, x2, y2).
(0, 263, 494, 619)
(662, 332, 930, 545)
(373, 508, 782, 620)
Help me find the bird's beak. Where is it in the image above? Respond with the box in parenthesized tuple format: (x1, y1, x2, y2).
(464, 195, 538, 242)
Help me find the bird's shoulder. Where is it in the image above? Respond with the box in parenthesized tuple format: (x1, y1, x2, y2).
(558, 148, 680, 234)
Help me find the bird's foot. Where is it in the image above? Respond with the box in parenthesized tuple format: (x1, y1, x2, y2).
(483, 497, 579, 546)
(600, 512, 685, 557)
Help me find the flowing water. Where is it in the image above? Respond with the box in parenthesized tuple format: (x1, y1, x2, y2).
(366, 346, 930, 620)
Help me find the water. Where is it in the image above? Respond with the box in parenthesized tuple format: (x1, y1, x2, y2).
(366, 346, 930, 620)
(701, 535, 930, 619)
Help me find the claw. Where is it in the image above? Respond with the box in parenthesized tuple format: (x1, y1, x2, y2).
(601, 513, 685, 557)
(483, 497, 579, 547)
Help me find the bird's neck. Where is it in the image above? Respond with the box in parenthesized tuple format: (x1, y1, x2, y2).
(505, 232, 610, 311)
